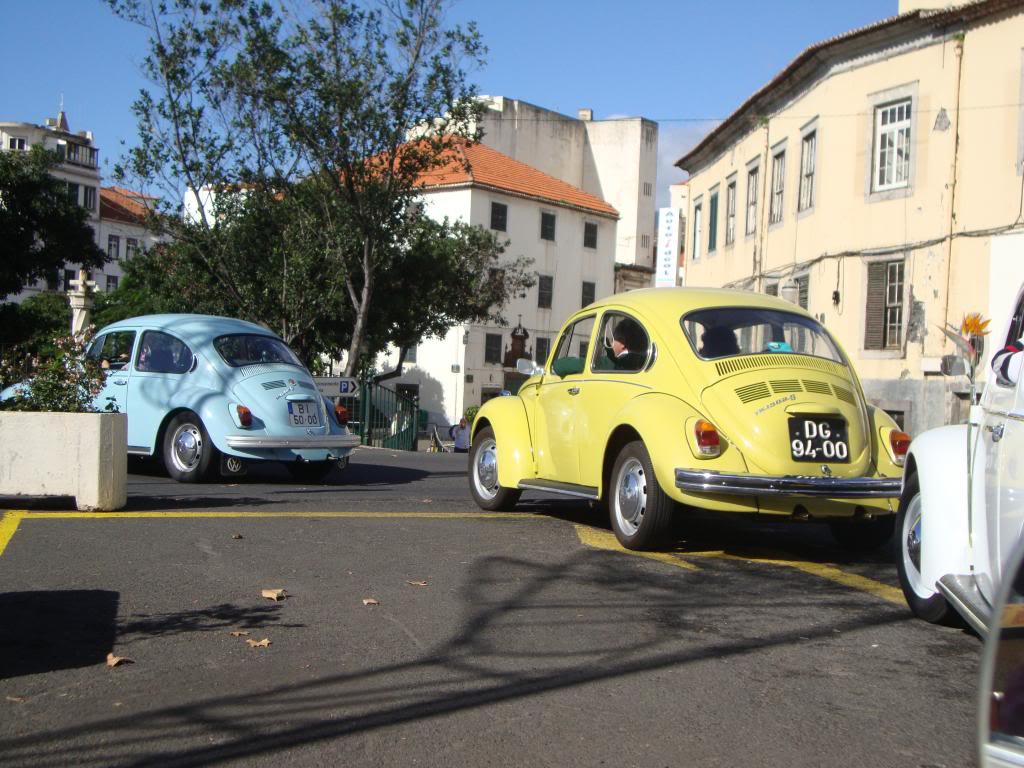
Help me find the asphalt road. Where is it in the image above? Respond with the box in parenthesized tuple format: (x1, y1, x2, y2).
(0, 448, 980, 767)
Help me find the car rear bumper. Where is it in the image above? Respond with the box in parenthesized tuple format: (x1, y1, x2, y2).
(674, 468, 901, 499)
(225, 434, 361, 450)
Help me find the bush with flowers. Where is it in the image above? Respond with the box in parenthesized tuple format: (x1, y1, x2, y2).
(0, 330, 109, 413)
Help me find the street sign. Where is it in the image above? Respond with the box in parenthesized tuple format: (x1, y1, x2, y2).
(313, 377, 360, 397)
(655, 207, 682, 288)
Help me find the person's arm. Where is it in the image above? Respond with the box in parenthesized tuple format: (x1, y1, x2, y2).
(993, 337, 1024, 385)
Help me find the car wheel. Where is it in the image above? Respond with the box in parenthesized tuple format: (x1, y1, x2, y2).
(468, 426, 521, 511)
(163, 411, 217, 483)
(828, 516, 894, 552)
(609, 440, 674, 551)
(896, 473, 952, 623)
(286, 461, 334, 484)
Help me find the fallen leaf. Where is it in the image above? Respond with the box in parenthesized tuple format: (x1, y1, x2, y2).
(420, 499, 432, 503)
(362, 598, 379, 606)
(406, 580, 428, 587)
(261, 589, 287, 601)
(231, 534, 244, 540)
(106, 653, 134, 668)
(113, 702, 122, 707)
(246, 638, 271, 648)
(5, 696, 24, 703)
(229, 630, 250, 637)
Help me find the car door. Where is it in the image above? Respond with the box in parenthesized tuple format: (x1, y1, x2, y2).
(88, 329, 138, 415)
(127, 330, 195, 453)
(534, 315, 595, 484)
(983, 290, 1024, 593)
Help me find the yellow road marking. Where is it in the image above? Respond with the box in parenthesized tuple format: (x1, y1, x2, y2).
(574, 525, 700, 570)
(12, 510, 539, 520)
(0, 511, 24, 558)
(574, 524, 904, 605)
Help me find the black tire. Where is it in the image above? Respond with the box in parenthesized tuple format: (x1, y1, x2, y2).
(828, 516, 895, 553)
(468, 426, 521, 511)
(162, 411, 217, 483)
(286, 461, 334, 484)
(896, 473, 953, 623)
(608, 440, 674, 550)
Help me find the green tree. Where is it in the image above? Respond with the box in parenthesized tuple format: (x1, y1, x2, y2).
(0, 146, 106, 299)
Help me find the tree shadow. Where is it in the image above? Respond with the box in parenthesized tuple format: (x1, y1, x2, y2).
(0, 590, 119, 679)
(118, 603, 303, 642)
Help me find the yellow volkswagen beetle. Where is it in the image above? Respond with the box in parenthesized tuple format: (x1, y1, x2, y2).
(467, 287, 909, 551)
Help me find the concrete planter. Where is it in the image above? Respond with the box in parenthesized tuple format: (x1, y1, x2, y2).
(0, 412, 127, 511)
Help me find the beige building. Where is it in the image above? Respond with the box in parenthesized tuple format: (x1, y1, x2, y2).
(676, 0, 1024, 436)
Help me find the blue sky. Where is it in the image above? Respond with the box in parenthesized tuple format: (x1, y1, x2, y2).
(1, 0, 896, 205)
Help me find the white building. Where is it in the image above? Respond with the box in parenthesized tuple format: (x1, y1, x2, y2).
(0, 113, 159, 302)
(474, 97, 658, 293)
(378, 139, 618, 426)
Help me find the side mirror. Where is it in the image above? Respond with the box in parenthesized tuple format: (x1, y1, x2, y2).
(979, 538, 1024, 766)
(516, 358, 543, 376)
(941, 354, 968, 377)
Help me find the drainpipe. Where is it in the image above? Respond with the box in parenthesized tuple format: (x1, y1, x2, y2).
(941, 34, 965, 347)
(754, 118, 771, 291)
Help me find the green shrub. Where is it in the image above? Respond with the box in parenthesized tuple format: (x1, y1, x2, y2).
(0, 332, 108, 413)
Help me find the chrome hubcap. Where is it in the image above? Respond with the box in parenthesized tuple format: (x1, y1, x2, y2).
(171, 423, 203, 473)
(473, 438, 499, 500)
(614, 458, 647, 536)
(901, 493, 931, 598)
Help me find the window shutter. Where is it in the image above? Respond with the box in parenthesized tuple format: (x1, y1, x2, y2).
(864, 262, 886, 350)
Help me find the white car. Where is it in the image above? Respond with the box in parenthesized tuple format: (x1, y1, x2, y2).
(898, 283, 1024, 633)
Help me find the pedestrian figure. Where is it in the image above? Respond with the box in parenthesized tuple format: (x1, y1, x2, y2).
(450, 417, 471, 454)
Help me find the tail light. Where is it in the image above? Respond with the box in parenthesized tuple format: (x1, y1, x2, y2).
(236, 405, 253, 428)
(334, 403, 349, 426)
(694, 419, 721, 457)
(889, 430, 911, 465)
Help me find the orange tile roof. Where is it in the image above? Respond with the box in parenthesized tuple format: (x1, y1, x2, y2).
(100, 186, 152, 225)
(416, 139, 618, 218)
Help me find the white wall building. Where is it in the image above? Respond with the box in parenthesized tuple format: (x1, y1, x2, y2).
(378, 140, 618, 427)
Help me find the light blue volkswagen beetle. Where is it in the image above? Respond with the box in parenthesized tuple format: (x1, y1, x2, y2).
(82, 314, 359, 483)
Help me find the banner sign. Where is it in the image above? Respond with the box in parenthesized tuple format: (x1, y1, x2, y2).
(656, 207, 681, 288)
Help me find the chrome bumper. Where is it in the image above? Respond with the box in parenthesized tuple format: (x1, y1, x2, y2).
(225, 434, 361, 450)
(675, 468, 901, 499)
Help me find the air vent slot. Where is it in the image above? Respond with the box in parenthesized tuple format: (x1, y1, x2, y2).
(713, 354, 847, 378)
(802, 380, 832, 396)
(770, 379, 803, 393)
(735, 382, 771, 403)
(261, 380, 287, 390)
(833, 385, 856, 404)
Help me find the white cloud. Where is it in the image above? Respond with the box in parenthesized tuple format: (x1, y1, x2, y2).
(655, 121, 719, 208)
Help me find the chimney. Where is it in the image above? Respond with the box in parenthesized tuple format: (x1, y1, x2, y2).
(577, 108, 593, 122)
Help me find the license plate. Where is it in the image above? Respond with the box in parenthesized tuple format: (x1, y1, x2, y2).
(287, 401, 320, 427)
(788, 417, 849, 462)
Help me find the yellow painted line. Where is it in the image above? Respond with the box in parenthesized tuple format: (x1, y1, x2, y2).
(574, 525, 700, 571)
(0, 511, 24, 557)
(17, 510, 539, 520)
(574, 524, 904, 605)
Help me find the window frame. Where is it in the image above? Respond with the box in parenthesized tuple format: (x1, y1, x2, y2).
(865, 84, 918, 202)
(745, 160, 759, 237)
(725, 177, 737, 246)
(537, 274, 553, 309)
(125, 238, 139, 260)
(707, 185, 720, 254)
(540, 211, 556, 242)
(769, 147, 786, 226)
(581, 281, 596, 308)
(591, 311, 652, 375)
(872, 98, 912, 193)
(798, 128, 816, 213)
(862, 256, 908, 355)
(691, 198, 703, 261)
(135, 329, 194, 374)
(484, 333, 503, 365)
(490, 201, 508, 232)
(107, 234, 120, 260)
(583, 221, 598, 249)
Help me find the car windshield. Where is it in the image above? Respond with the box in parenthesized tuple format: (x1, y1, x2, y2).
(680, 307, 845, 364)
(214, 334, 303, 368)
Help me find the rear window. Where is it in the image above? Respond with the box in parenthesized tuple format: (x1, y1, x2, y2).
(214, 334, 302, 368)
(681, 307, 844, 364)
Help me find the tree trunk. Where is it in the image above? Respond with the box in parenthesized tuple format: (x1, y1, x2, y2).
(343, 240, 374, 377)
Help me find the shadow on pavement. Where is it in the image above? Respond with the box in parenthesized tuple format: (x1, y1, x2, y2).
(0, 590, 118, 679)
(118, 603, 303, 641)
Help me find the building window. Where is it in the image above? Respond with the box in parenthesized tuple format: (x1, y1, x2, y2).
(584, 221, 598, 249)
(66, 182, 80, 205)
(692, 203, 702, 261)
(724, 181, 737, 246)
(403, 345, 417, 363)
(745, 166, 759, 235)
(640, 234, 650, 249)
(490, 202, 507, 232)
(63, 268, 76, 289)
(484, 333, 502, 364)
(126, 238, 139, 259)
(865, 260, 905, 350)
(106, 275, 119, 292)
(581, 281, 596, 308)
(535, 336, 551, 366)
(873, 99, 912, 192)
(540, 211, 556, 241)
(769, 151, 785, 224)
(707, 188, 719, 253)
(796, 274, 809, 309)
(107, 235, 120, 259)
(798, 131, 816, 212)
(642, 182, 653, 197)
(83, 186, 97, 211)
(765, 282, 779, 296)
(7, 137, 26, 151)
(537, 274, 553, 309)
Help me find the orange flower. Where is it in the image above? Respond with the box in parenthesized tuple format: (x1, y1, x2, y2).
(960, 313, 990, 337)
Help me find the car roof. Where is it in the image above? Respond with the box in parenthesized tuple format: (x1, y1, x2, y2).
(97, 314, 277, 345)
(587, 287, 813, 327)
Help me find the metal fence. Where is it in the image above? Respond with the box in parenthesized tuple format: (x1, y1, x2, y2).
(339, 380, 419, 451)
